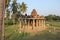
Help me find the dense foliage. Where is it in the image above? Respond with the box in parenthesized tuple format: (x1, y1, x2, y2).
(5, 0, 27, 24)
(45, 14, 60, 21)
(4, 19, 13, 25)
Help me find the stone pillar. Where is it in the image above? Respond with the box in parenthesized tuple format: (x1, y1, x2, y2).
(40, 20, 41, 26)
(22, 19, 24, 28)
(38, 20, 39, 27)
(28, 19, 30, 27)
(20, 19, 21, 28)
(39, 20, 40, 27)
(37, 20, 39, 26)
(41, 20, 42, 27)
(32, 19, 35, 29)
(42, 20, 44, 27)
(36, 19, 38, 27)
(35, 20, 36, 27)
(44, 20, 45, 27)
(19, 19, 21, 33)
(38, 20, 40, 27)
(23, 19, 25, 32)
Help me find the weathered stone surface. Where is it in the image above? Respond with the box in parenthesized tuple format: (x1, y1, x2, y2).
(19, 9, 45, 33)
(31, 9, 38, 17)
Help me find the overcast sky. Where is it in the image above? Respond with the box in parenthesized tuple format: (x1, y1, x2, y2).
(17, 0, 60, 16)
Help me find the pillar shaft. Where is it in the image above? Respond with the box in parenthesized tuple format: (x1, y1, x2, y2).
(39, 20, 40, 27)
(44, 20, 45, 27)
(37, 20, 39, 27)
(40, 20, 42, 27)
(32, 19, 35, 29)
(36, 20, 38, 27)
(28, 19, 30, 27)
(20, 20, 21, 28)
(42, 20, 44, 27)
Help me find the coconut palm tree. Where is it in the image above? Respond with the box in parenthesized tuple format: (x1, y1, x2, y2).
(20, 2, 27, 31)
(20, 2, 27, 15)
(11, 0, 18, 24)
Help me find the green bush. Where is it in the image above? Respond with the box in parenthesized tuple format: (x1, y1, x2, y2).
(4, 19, 13, 25)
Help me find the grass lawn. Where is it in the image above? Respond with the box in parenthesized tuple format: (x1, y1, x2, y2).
(5, 21, 60, 40)
(46, 21, 60, 27)
(5, 24, 30, 40)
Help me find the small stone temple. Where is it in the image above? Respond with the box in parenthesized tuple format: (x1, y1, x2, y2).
(19, 9, 45, 33)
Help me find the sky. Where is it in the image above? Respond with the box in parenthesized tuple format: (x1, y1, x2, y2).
(17, 0, 60, 16)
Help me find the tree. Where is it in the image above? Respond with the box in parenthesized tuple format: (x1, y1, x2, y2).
(45, 14, 60, 21)
(0, 0, 10, 40)
(5, 0, 11, 20)
(12, 0, 17, 14)
(20, 2, 27, 31)
(20, 2, 27, 15)
(5, 0, 11, 8)
(11, 0, 18, 24)
(6, 9, 10, 20)
(0, 0, 4, 40)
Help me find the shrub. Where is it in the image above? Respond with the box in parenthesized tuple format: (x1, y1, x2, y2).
(4, 19, 13, 25)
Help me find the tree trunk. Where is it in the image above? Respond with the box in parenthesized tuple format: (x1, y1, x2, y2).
(0, 0, 5, 40)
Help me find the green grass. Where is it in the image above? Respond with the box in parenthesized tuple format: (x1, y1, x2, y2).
(46, 21, 60, 27)
(22, 31, 60, 40)
(5, 24, 30, 40)
(5, 21, 60, 40)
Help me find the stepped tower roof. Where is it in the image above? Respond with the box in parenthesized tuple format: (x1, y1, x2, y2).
(31, 9, 38, 17)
